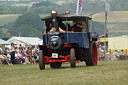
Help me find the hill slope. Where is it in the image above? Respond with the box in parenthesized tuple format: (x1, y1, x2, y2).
(92, 11, 128, 23)
(0, 14, 21, 26)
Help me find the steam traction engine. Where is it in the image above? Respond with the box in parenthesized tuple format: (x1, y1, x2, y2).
(39, 11, 98, 70)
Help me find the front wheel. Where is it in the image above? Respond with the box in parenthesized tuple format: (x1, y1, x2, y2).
(39, 50, 45, 70)
(70, 48, 76, 68)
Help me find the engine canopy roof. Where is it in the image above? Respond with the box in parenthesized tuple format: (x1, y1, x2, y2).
(41, 14, 91, 21)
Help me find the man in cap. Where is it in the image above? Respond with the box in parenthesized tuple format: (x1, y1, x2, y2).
(10, 43, 15, 64)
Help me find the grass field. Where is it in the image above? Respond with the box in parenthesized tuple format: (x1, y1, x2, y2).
(0, 14, 21, 26)
(0, 60, 128, 85)
(92, 11, 128, 30)
(92, 11, 128, 23)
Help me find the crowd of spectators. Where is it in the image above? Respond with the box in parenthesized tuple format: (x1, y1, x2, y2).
(1, 43, 128, 65)
(0, 43, 39, 65)
(98, 45, 127, 61)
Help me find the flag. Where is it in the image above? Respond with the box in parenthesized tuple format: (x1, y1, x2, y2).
(105, 0, 110, 11)
(105, 2, 110, 11)
(76, 0, 82, 16)
(105, 0, 110, 19)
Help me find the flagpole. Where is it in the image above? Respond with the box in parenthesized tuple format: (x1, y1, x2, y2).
(104, 0, 109, 60)
(90, 1, 93, 32)
(105, 1, 108, 37)
(91, 1, 92, 18)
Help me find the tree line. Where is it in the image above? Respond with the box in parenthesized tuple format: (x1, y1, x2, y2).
(0, 0, 128, 14)
(1, 13, 104, 39)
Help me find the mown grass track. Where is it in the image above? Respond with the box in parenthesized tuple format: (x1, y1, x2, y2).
(0, 60, 128, 85)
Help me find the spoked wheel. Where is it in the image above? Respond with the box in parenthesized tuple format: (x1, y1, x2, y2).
(85, 41, 97, 66)
(50, 62, 62, 68)
(39, 50, 45, 70)
(70, 48, 76, 68)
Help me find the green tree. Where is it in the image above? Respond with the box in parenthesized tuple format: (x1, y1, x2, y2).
(9, 13, 44, 38)
(14, 13, 44, 31)
(17, 25, 42, 38)
(0, 28, 5, 38)
(32, 1, 59, 7)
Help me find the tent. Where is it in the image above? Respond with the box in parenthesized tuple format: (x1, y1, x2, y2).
(7, 37, 43, 47)
(0, 39, 9, 52)
(108, 36, 128, 50)
(0, 39, 9, 45)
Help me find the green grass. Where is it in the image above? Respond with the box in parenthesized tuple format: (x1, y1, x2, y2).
(0, 60, 128, 85)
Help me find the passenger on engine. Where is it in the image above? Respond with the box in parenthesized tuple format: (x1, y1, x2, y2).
(58, 20, 66, 31)
(44, 22, 65, 34)
(72, 23, 82, 32)
(46, 22, 52, 33)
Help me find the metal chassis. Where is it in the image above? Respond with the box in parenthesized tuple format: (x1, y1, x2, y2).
(39, 43, 80, 64)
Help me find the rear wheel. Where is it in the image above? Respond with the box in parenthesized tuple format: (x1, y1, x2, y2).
(85, 41, 97, 66)
(39, 50, 45, 70)
(70, 48, 76, 68)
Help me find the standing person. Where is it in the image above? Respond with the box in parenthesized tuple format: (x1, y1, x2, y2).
(10, 43, 15, 64)
(25, 47, 30, 62)
(0, 44, 2, 52)
(19, 44, 23, 52)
